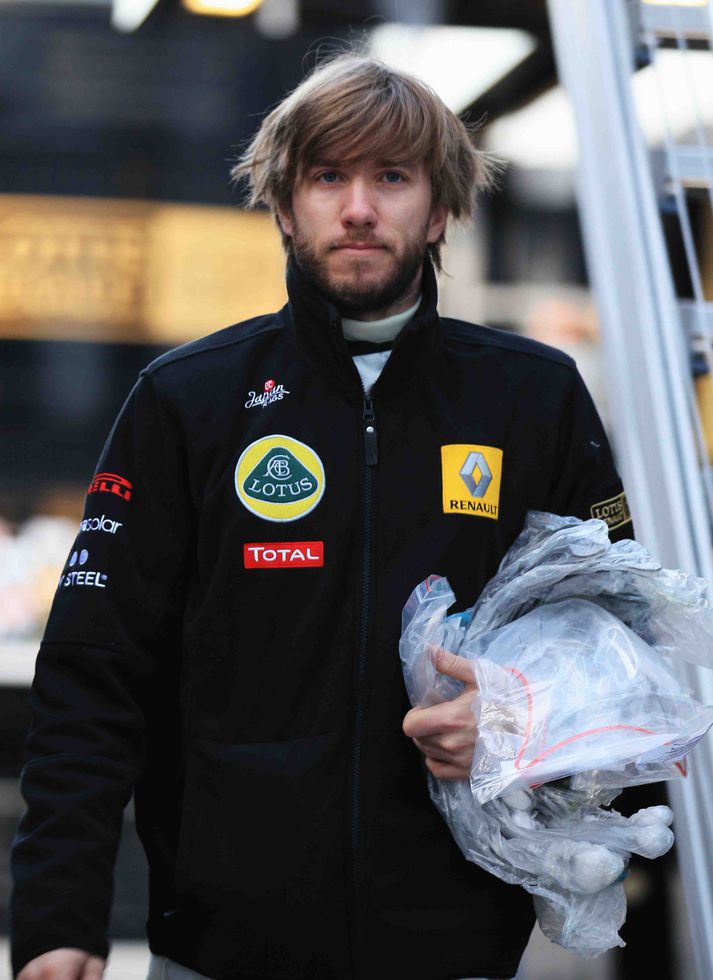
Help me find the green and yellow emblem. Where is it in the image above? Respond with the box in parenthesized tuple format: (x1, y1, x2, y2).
(235, 434, 325, 522)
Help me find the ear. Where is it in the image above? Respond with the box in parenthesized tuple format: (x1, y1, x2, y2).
(426, 202, 448, 245)
(276, 201, 294, 238)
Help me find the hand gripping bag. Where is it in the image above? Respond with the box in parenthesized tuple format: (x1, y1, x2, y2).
(400, 513, 713, 956)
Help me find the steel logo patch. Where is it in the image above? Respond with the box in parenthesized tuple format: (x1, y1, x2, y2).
(235, 434, 325, 522)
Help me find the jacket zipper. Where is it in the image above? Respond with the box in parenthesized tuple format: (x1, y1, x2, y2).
(350, 391, 378, 977)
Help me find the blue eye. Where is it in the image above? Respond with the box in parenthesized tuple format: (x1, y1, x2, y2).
(383, 171, 404, 183)
(318, 171, 340, 183)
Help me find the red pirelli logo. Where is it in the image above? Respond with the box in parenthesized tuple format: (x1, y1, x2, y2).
(244, 541, 324, 569)
(88, 472, 133, 501)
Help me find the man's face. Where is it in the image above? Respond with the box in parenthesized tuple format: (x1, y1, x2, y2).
(277, 158, 447, 317)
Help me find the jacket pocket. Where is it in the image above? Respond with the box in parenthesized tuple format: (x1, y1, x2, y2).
(174, 732, 348, 977)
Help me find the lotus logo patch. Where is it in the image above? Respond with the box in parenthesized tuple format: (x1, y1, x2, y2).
(591, 490, 631, 531)
(235, 435, 325, 522)
(441, 444, 503, 520)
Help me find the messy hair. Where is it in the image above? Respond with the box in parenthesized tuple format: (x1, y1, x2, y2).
(230, 53, 504, 270)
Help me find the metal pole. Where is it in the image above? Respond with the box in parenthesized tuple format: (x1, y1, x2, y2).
(546, 2, 713, 976)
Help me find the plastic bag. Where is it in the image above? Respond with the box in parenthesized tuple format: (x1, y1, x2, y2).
(467, 598, 712, 803)
(399, 511, 713, 956)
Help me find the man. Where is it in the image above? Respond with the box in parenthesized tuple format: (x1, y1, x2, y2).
(11, 55, 633, 980)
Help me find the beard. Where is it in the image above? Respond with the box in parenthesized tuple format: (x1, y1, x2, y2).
(290, 223, 430, 318)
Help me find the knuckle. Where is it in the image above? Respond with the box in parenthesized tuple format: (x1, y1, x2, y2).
(440, 735, 456, 754)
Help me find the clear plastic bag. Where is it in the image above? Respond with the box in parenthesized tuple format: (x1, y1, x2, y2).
(467, 598, 713, 803)
(399, 511, 713, 956)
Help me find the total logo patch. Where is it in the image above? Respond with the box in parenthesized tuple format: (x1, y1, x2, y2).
(441, 444, 503, 520)
(244, 541, 324, 569)
(235, 434, 325, 523)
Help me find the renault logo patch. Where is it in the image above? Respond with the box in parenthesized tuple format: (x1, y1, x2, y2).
(235, 435, 325, 522)
(441, 444, 503, 520)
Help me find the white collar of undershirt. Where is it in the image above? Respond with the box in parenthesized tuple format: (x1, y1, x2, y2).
(341, 297, 421, 343)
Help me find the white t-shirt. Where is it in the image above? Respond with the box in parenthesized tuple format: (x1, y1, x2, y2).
(342, 298, 421, 394)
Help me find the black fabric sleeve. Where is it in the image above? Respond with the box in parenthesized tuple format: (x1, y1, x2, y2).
(548, 367, 634, 542)
(10, 370, 192, 977)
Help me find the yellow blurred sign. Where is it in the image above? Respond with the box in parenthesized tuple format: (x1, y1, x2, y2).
(0, 195, 287, 343)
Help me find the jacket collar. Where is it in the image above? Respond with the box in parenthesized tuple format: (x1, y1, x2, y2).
(284, 254, 443, 397)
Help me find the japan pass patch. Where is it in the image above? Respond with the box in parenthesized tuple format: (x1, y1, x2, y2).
(441, 444, 503, 520)
(235, 434, 325, 523)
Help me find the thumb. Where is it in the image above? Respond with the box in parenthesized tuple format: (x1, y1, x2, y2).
(429, 646, 477, 688)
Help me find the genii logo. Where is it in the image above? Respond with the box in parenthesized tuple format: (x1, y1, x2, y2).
(235, 435, 325, 522)
(441, 444, 503, 520)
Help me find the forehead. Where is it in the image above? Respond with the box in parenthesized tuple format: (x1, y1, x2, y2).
(306, 156, 424, 172)
(299, 117, 432, 172)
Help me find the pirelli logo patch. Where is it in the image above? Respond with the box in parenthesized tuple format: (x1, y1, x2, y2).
(441, 444, 503, 520)
(591, 491, 631, 530)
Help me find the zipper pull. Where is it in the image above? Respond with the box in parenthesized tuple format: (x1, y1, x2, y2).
(363, 395, 378, 466)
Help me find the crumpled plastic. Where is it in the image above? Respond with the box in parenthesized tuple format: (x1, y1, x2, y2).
(400, 511, 713, 957)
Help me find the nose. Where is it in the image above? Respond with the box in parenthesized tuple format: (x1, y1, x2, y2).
(340, 178, 377, 228)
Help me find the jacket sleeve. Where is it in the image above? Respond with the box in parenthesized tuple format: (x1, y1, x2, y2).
(548, 366, 634, 542)
(10, 368, 192, 976)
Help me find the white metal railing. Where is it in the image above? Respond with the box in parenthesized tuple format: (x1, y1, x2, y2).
(546, 1, 713, 977)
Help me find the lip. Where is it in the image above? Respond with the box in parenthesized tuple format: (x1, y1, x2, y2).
(334, 244, 385, 253)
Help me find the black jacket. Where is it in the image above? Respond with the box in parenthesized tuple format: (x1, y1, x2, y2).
(11, 259, 632, 980)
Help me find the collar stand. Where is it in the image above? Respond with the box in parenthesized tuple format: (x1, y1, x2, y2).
(285, 255, 443, 395)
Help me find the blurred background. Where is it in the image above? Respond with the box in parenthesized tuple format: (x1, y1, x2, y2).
(2, 0, 713, 977)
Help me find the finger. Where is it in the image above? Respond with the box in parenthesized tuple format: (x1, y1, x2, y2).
(429, 647, 477, 687)
(424, 756, 470, 780)
(403, 702, 453, 738)
(413, 733, 473, 759)
(413, 736, 452, 764)
(413, 736, 475, 770)
(403, 696, 476, 739)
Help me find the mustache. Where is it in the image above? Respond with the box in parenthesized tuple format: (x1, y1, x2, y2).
(330, 236, 389, 249)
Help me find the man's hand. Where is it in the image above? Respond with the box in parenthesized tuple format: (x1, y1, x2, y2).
(16, 948, 106, 979)
(402, 647, 478, 780)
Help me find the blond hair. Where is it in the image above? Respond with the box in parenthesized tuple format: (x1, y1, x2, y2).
(230, 53, 504, 270)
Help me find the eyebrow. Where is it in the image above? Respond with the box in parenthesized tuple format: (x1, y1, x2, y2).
(307, 159, 417, 170)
